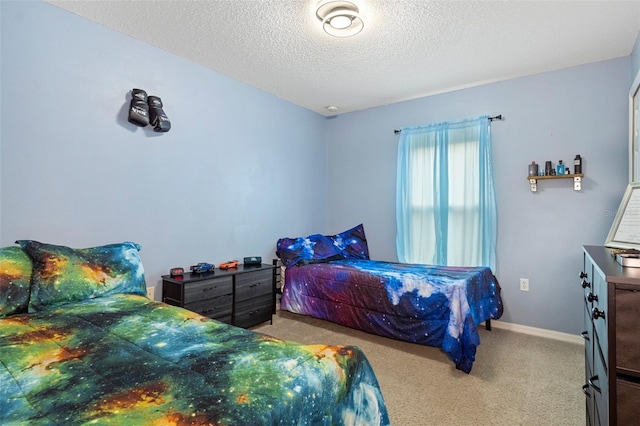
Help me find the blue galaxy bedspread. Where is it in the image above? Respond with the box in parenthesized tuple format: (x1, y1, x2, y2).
(1, 241, 390, 425)
(280, 259, 503, 373)
(0, 295, 390, 425)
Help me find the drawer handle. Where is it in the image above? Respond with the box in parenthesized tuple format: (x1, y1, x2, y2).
(249, 309, 261, 316)
(202, 308, 217, 314)
(580, 331, 589, 342)
(582, 383, 591, 397)
(587, 293, 598, 303)
(581, 280, 591, 289)
(592, 308, 605, 321)
(580, 272, 588, 279)
(202, 286, 216, 292)
(588, 375, 601, 394)
(249, 283, 263, 288)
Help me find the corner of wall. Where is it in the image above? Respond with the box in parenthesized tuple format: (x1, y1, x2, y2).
(631, 31, 640, 80)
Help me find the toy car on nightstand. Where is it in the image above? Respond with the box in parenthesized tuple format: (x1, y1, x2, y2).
(219, 260, 239, 270)
(190, 262, 215, 274)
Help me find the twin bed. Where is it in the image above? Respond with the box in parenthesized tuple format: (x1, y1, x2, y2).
(1, 225, 503, 423)
(276, 224, 504, 374)
(0, 240, 389, 425)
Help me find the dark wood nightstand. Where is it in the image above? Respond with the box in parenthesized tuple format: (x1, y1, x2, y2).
(162, 263, 276, 328)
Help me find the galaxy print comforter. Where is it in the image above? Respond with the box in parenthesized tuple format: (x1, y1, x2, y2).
(280, 259, 503, 373)
(0, 294, 390, 425)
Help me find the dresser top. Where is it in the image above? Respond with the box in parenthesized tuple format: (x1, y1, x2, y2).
(162, 263, 275, 284)
(583, 245, 640, 287)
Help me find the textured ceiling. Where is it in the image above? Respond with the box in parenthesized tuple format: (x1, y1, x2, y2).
(46, 0, 640, 116)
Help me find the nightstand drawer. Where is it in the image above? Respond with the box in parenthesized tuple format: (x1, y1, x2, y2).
(184, 277, 233, 304)
(235, 270, 273, 301)
(234, 294, 272, 328)
(185, 294, 233, 320)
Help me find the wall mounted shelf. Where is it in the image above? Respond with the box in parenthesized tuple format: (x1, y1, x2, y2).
(527, 173, 584, 192)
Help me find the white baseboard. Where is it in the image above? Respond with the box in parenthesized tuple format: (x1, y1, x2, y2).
(488, 320, 583, 345)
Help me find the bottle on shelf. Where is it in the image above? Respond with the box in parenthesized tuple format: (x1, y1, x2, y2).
(556, 160, 565, 176)
(574, 155, 582, 174)
(545, 161, 553, 176)
(528, 161, 538, 177)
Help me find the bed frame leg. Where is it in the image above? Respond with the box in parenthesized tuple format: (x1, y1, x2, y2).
(486, 319, 492, 331)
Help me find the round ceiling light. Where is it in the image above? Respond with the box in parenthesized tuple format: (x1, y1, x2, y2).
(316, 1, 364, 37)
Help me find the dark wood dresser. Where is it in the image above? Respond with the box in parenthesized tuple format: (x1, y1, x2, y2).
(162, 264, 276, 328)
(581, 246, 640, 425)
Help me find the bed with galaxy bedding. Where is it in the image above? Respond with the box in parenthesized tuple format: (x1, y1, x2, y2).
(276, 225, 503, 374)
(0, 241, 389, 425)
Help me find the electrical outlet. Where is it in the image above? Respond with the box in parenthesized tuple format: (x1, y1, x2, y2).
(519, 278, 530, 292)
(146, 286, 155, 300)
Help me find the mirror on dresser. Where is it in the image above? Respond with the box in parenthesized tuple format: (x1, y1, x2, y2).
(630, 68, 640, 183)
(604, 182, 640, 251)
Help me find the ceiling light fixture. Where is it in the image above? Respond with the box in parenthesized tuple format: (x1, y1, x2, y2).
(316, 0, 364, 38)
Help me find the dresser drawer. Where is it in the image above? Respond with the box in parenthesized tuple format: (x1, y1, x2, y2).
(235, 269, 273, 302)
(616, 289, 640, 374)
(184, 277, 233, 304)
(234, 294, 272, 328)
(584, 299, 594, 364)
(581, 256, 594, 300)
(185, 294, 233, 319)
(162, 266, 273, 329)
(591, 272, 608, 363)
(617, 378, 640, 425)
(592, 348, 609, 426)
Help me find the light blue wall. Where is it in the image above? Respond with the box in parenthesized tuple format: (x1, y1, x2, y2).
(1, 1, 635, 334)
(0, 1, 327, 296)
(325, 58, 631, 334)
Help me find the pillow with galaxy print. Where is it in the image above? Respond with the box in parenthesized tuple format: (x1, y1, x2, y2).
(17, 240, 147, 312)
(276, 233, 344, 268)
(276, 224, 370, 268)
(329, 223, 370, 260)
(0, 246, 33, 317)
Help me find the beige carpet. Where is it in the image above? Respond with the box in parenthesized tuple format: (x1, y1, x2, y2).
(253, 310, 584, 425)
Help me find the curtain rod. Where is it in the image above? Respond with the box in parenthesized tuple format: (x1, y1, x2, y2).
(393, 114, 503, 134)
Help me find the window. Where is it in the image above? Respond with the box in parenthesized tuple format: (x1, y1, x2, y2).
(396, 116, 497, 269)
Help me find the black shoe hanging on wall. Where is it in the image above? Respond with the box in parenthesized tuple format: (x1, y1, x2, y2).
(148, 95, 171, 132)
(128, 89, 149, 127)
